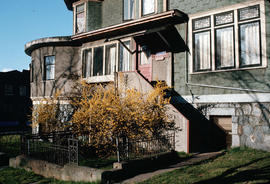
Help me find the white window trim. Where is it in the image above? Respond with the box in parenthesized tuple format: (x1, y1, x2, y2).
(81, 38, 133, 83)
(188, 0, 267, 74)
(73, 1, 87, 34)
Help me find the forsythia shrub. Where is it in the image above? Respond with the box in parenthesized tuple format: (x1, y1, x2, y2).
(69, 79, 174, 157)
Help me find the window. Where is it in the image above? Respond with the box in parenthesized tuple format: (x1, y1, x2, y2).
(75, 3, 85, 34)
(142, 0, 155, 16)
(83, 49, 92, 78)
(93, 47, 104, 76)
(123, 0, 134, 20)
(191, 4, 264, 73)
(4, 84, 13, 96)
(140, 45, 151, 65)
(44, 56, 55, 80)
(105, 44, 117, 75)
(119, 41, 132, 71)
(82, 42, 125, 78)
(19, 86, 26, 96)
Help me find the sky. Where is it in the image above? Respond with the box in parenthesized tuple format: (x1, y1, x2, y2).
(0, 0, 73, 72)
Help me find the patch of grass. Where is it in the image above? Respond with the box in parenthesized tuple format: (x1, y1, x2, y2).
(177, 151, 193, 159)
(140, 147, 270, 184)
(0, 167, 99, 184)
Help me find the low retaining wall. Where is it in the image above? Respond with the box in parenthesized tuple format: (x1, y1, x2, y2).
(10, 155, 103, 183)
(10, 152, 179, 183)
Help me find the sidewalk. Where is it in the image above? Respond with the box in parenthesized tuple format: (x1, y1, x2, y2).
(122, 151, 224, 184)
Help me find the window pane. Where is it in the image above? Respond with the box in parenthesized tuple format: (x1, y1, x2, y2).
(76, 12, 85, 33)
(124, 0, 134, 20)
(140, 45, 151, 65)
(105, 44, 116, 75)
(119, 41, 131, 72)
(215, 27, 234, 69)
(46, 64, 55, 80)
(194, 31, 211, 71)
(45, 56, 55, 80)
(193, 16, 210, 30)
(76, 4, 84, 13)
(84, 49, 92, 77)
(142, 0, 155, 15)
(239, 22, 260, 66)
(215, 11, 233, 26)
(239, 5, 259, 21)
(93, 47, 104, 76)
(5, 84, 13, 96)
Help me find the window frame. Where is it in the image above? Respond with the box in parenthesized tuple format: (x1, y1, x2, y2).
(192, 30, 212, 72)
(189, 1, 266, 74)
(141, 0, 157, 17)
(74, 2, 86, 34)
(238, 20, 262, 68)
(123, 0, 135, 21)
(44, 55, 55, 81)
(214, 25, 236, 70)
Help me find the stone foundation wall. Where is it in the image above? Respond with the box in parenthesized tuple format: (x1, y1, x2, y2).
(198, 102, 270, 151)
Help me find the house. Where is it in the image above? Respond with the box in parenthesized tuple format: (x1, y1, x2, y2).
(25, 0, 270, 152)
(0, 70, 32, 134)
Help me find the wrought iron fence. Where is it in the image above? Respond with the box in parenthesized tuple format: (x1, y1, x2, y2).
(21, 131, 78, 166)
(116, 132, 175, 161)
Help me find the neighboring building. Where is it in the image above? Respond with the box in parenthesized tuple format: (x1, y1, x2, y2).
(25, 0, 270, 152)
(0, 70, 32, 133)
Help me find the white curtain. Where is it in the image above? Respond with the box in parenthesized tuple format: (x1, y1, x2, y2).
(124, 0, 134, 20)
(240, 22, 260, 66)
(194, 31, 211, 71)
(120, 42, 130, 71)
(143, 0, 155, 15)
(85, 50, 92, 77)
(216, 27, 234, 68)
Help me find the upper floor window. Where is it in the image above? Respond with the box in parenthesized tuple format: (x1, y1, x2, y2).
(44, 56, 55, 80)
(142, 0, 155, 16)
(82, 41, 132, 78)
(75, 3, 85, 34)
(123, 0, 134, 20)
(191, 3, 265, 73)
(4, 84, 13, 96)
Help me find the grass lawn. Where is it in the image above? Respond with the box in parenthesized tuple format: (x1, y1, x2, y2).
(140, 147, 270, 184)
(0, 167, 99, 184)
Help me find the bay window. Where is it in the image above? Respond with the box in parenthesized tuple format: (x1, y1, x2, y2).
(82, 41, 132, 79)
(191, 3, 264, 73)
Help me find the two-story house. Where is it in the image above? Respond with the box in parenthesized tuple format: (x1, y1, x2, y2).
(25, 0, 270, 152)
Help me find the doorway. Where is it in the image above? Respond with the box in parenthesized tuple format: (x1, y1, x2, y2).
(210, 116, 232, 150)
